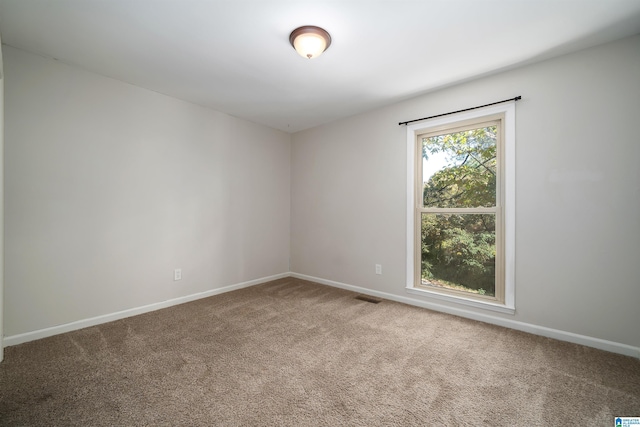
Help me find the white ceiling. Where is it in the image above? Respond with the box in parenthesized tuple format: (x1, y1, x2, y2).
(1, 0, 639, 133)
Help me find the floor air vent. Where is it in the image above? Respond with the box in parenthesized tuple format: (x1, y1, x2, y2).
(355, 295, 382, 304)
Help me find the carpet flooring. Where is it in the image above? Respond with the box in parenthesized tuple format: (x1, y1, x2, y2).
(1, 277, 639, 426)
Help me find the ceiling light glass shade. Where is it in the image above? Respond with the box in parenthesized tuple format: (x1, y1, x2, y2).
(289, 26, 331, 59)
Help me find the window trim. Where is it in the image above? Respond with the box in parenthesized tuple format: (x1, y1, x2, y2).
(406, 102, 515, 314)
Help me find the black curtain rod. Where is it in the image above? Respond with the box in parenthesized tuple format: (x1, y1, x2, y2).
(398, 96, 522, 126)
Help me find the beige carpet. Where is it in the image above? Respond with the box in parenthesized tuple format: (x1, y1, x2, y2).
(1, 277, 639, 426)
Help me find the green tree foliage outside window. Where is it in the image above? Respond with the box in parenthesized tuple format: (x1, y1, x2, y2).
(421, 126, 497, 296)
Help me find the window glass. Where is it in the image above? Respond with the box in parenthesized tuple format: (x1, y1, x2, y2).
(421, 125, 497, 208)
(421, 213, 496, 297)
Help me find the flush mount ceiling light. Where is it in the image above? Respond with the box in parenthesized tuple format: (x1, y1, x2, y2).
(289, 26, 331, 59)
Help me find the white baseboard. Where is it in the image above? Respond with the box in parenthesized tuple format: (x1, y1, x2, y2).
(5, 271, 639, 360)
(291, 272, 640, 359)
(3, 272, 290, 348)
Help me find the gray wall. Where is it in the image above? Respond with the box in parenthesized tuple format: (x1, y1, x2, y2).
(0, 35, 4, 361)
(4, 46, 291, 337)
(291, 35, 640, 349)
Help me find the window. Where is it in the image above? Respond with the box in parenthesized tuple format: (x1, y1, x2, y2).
(406, 103, 515, 314)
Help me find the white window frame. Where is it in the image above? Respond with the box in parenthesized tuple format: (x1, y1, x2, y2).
(405, 102, 515, 314)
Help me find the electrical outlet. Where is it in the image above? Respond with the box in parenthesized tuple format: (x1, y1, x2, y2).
(375, 264, 382, 275)
(174, 269, 182, 281)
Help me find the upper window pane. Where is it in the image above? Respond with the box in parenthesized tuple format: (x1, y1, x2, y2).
(421, 125, 497, 208)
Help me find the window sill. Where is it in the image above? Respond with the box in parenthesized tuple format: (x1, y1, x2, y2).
(405, 286, 515, 315)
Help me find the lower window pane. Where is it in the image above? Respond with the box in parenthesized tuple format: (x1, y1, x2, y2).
(421, 213, 496, 297)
